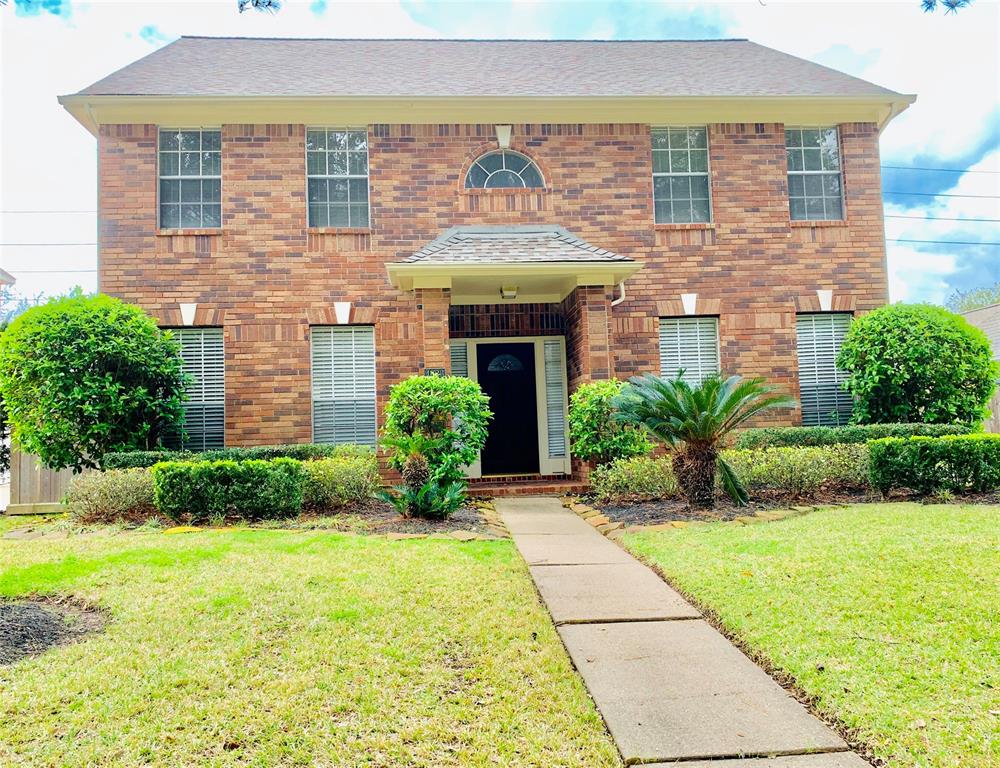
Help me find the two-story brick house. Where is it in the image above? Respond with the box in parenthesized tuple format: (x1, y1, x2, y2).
(59, 37, 913, 485)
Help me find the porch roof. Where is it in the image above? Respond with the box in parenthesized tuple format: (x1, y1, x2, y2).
(387, 226, 641, 305)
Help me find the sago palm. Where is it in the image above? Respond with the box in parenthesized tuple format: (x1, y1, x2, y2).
(613, 373, 795, 508)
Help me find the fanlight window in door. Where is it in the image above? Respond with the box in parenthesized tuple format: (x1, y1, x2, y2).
(465, 150, 544, 189)
(486, 353, 525, 372)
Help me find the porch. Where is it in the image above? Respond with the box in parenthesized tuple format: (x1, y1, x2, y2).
(387, 225, 641, 485)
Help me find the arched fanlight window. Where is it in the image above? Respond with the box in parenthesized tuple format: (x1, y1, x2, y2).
(486, 353, 525, 372)
(465, 150, 544, 189)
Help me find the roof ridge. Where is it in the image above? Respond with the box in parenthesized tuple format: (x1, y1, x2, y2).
(177, 36, 750, 43)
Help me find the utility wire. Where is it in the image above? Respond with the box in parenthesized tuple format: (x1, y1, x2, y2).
(886, 214, 1000, 223)
(883, 190, 1000, 199)
(0, 243, 97, 247)
(0, 210, 96, 214)
(882, 165, 1000, 174)
(890, 238, 999, 246)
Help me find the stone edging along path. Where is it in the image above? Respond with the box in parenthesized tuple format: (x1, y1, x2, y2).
(496, 497, 870, 768)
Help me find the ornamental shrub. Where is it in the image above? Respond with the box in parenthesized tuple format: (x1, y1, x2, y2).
(0, 294, 188, 471)
(868, 434, 1000, 495)
(65, 468, 157, 524)
(836, 304, 998, 425)
(302, 452, 381, 510)
(151, 458, 305, 522)
(569, 380, 651, 466)
(590, 456, 677, 503)
(382, 375, 492, 486)
(734, 422, 974, 449)
(103, 443, 367, 470)
(723, 444, 870, 497)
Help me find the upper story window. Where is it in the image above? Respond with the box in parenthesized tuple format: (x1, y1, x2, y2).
(785, 126, 844, 221)
(652, 127, 711, 224)
(465, 150, 543, 189)
(306, 128, 369, 228)
(158, 129, 221, 229)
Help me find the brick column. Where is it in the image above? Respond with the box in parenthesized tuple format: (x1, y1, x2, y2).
(415, 288, 451, 374)
(562, 286, 615, 390)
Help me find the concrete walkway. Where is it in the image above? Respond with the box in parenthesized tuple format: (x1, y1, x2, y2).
(498, 497, 867, 768)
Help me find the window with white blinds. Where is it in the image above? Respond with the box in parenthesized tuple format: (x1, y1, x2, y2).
(659, 317, 720, 384)
(543, 339, 567, 459)
(796, 313, 853, 426)
(165, 328, 225, 450)
(311, 326, 377, 447)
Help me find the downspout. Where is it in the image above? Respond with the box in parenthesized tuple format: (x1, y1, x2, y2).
(610, 281, 626, 307)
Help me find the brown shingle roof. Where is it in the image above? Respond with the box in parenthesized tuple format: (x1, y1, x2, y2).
(74, 37, 903, 99)
(404, 226, 632, 264)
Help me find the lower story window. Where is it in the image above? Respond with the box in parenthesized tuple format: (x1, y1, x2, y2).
(311, 326, 377, 447)
(796, 313, 853, 426)
(164, 327, 225, 450)
(659, 317, 720, 384)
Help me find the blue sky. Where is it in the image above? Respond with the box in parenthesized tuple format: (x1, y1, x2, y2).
(1, 0, 997, 304)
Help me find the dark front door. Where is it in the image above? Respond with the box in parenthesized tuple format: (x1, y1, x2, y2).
(477, 342, 539, 475)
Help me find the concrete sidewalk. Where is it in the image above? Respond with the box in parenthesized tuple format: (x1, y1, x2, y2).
(498, 497, 867, 768)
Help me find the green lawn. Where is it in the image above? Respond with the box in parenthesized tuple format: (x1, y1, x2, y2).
(0, 528, 620, 767)
(625, 503, 1000, 768)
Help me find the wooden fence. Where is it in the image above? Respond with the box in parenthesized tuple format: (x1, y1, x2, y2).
(6, 450, 75, 514)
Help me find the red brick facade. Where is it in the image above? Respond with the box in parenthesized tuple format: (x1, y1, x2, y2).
(97, 121, 888, 461)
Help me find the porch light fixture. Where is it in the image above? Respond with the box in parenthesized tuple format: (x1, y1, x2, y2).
(500, 285, 518, 300)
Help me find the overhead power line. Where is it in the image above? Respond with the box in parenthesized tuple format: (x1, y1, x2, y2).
(886, 214, 1000, 223)
(883, 190, 1000, 199)
(0, 210, 97, 214)
(890, 238, 999, 246)
(8, 269, 98, 274)
(0, 243, 97, 247)
(882, 165, 1000, 174)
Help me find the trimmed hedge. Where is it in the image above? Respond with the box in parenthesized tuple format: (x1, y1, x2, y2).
(591, 444, 870, 503)
(724, 444, 869, 496)
(303, 453, 381, 510)
(151, 458, 306, 522)
(734, 423, 973, 449)
(103, 443, 369, 470)
(869, 434, 1000, 495)
(590, 456, 678, 503)
(65, 468, 157, 525)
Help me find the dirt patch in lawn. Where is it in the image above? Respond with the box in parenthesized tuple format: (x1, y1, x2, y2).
(0, 597, 106, 666)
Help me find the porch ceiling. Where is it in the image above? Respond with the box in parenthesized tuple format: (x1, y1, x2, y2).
(387, 226, 641, 304)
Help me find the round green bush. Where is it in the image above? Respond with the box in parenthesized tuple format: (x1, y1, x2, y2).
(568, 379, 651, 466)
(837, 304, 997, 425)
(382, 375, 492, 485)
(0, 294, 188, 471)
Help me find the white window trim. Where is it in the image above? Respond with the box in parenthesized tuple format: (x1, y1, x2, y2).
(465, 149, 545, 190)
(651, 125, 713, 225)
(305, 126, 371, 229)
(157, 127, 222, 231)
(785, 125, 846, 222)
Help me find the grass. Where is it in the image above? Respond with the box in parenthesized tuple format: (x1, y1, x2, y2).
(624, 503, 1000, 768)
(0, 528, 620, 767)
(0, 514, 56, 536)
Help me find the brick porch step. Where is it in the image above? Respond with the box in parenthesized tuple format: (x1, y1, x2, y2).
(468, 476, 587, 497)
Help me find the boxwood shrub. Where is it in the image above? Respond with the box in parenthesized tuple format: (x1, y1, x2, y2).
(151, 457, 306, 522)
(590, 456, 678, 503)
(869, 434, 1000, 495)
(723, 444, 869, 496)
(302, 452, 381, 510)
(103, 443, 367, 470)
(65, 468, 157, 525)
(734, 422, 973, 449)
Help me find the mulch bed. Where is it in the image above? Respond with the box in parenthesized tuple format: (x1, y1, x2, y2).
(291, 501, 503, 536)
(0, 597, 106, 666)
(594, 490, 871, 526)
(594, 489, 1000, 527)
